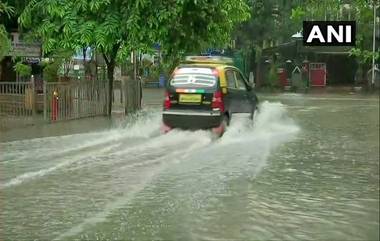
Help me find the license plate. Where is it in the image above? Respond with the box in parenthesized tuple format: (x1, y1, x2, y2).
(179, 94, 202, 103)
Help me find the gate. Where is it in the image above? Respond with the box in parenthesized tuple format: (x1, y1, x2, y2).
(309, 63, 327, 87)
(45, 80, 109, 121)
(277, 68, 289, 87)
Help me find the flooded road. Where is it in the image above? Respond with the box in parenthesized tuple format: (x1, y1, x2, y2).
(0, 94, 379, 240)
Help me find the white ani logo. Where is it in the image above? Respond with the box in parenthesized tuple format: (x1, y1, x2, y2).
(306, 25, 352, 43)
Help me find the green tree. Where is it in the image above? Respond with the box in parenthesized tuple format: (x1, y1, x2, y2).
(20, 0, 249, 116)
(14, 61, 32, 77)
(0, 1, 15, 60)
(234, 0, 301, 49)
(349, 0, 379, 83)
(232, 0, 301, 79)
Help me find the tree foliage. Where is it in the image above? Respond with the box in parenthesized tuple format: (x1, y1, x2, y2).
(234, 0, 300, 49)
(14, 62, 32, 77)
(349, 0, 379, 65)
(19, 0, 250, 58)
(0, 1, 15, 18)
(0, 1, 15, 60)
(0, 25, 11, 61)
(234, 0, 378, 83)
(19, 0, 249, 115)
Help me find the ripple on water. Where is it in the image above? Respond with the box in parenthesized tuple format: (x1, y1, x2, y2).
(2, 99, 379, 241)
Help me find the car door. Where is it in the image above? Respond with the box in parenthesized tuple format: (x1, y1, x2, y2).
(235, 70, 258, 111)
(223, 69, 237, 113)
(233, 69, 253, 113)
(224, 68, 247, 113)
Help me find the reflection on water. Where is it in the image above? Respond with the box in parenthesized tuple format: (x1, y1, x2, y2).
(0, 94, 378, 241)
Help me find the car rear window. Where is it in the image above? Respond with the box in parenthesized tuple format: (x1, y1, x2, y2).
(170, 67, 217, 88)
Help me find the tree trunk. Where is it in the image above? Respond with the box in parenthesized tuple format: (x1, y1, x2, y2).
(106, 62, 115, 117)
(102, 44, 119, 117)
(83, 47, 90, 79)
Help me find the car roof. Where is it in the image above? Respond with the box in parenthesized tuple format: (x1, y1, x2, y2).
(183, 56, 234, 64)
(177, 63, 235, 70)
(178, 56, 237, 70)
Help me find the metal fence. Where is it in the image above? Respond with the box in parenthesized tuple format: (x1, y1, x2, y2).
(0, 79, 109, 123)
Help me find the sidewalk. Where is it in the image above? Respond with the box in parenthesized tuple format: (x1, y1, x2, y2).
(0, 116, 114, 142)
(0, 88, 165, 142)
(0, 115, 44, 132)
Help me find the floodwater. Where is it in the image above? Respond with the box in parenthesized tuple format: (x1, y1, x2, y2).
(0, 94, 379, 241)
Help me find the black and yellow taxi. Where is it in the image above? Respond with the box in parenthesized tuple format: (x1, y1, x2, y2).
(161, 56, 258, 135)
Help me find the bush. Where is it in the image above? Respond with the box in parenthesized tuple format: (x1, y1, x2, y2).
(14, 62, 32, 77)
(43, 61, 61, 82)
(0, 26, 11, 61)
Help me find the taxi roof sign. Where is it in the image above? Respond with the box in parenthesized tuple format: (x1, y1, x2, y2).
(184, 56, 234, 64)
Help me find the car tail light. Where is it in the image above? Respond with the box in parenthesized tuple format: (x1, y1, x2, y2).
(164, 91, 171, 109)
(212, 90, 224, 112)
(212, 69, 219, 77)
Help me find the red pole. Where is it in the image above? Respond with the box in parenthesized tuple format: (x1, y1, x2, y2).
(51, 91, 58, 121)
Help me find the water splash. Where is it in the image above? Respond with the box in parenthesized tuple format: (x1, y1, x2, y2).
(1, 101, 301, 240)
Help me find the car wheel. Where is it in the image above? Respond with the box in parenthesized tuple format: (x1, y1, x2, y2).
(223, 114, 230, 127)
(224, 114, 230, 126)
(220, 115, 230, 136)
(249, 107, 255, 120)
(161, 122, 172, 134)
(212, 114, 229, 137)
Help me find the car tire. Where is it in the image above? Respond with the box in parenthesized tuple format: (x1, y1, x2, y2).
(224, 114, 230, 126)
(220, 114, 230, 136)
(249, 107, 255, 120)
(212, 114, 229, 137)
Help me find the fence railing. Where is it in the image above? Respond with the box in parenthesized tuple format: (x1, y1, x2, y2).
(45, 80, 108, 121)
(0, 79, 109, 122)
(113, 80, 123, 104)
(0, 81, 34, 116)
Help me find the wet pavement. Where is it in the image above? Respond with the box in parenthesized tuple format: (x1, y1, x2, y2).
(0, 91, 379, 240)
